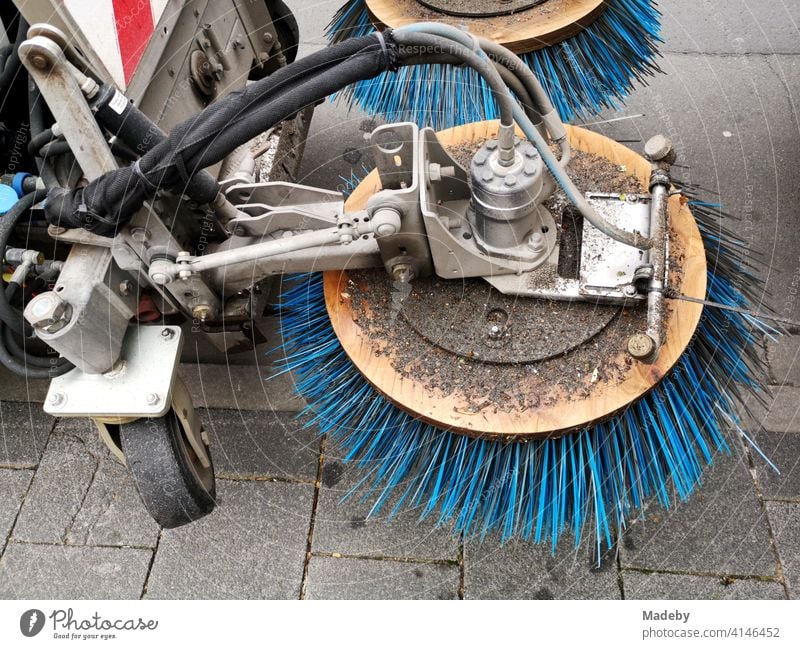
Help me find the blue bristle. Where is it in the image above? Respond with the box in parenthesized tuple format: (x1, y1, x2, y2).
(324, 0, 663, 127)
(271, 194, 775, 554)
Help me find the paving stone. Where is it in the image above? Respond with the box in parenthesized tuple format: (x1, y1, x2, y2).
(620, 450, 778, 577)
(305, 556, 459, 600)
(179, 358, 304, 413)
(12, 420, 99, 544)
(202, 409, 319, 480)
(464, 537, 621, 600)
(145, 480, 312, 598)
(738, 387, 800, 434)
(623, 570, 786, 599)
(0, 469, 33, 547)
(0, 543, 152, 599)
(312, 457, 460, 560)
(765, 502, 800, 598)
(67, 456, 160, 548)
(0, 368, 49, 403)
(750, 431, 800, 501)
(661, 1, 800, 55)
(0, 400, 54, 468)
(767, 336, 800, 387)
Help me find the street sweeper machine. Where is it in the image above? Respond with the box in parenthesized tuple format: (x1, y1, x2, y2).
(0, 1, 774, 550)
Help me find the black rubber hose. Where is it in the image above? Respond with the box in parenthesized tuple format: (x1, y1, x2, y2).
(0, 322, 72, 377)
(0, 16, 25, 90)
(27, 76, 60, 189)
(0, 190, 45, 335)
(44, 35, 399, 234)
(27, 128, 54, 156)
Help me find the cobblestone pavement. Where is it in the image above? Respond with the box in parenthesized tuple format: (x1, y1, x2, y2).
(1, 0, 799, 599)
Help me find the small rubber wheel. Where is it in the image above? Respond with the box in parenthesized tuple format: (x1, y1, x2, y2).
(119, 410, 216, 528)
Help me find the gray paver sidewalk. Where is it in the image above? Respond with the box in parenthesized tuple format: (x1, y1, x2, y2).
(2, 0, 800, 599)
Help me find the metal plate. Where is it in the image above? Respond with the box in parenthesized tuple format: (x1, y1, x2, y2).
(400, 276, 619, 363)
(44, 326, 183, 418)
(580, 193, 651, 299)
(417, 0, 548, 18)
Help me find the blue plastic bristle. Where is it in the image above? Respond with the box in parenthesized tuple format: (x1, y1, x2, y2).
(271, 192, 775, 554)
(324, 0, 663, 127)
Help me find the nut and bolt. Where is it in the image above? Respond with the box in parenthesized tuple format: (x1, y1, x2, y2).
(627, 333, 657, 362)
(145, 393, 161, 406)
(481, 169, 494, 183)
(428, 163, 455, 183)
(48, 392, 66, 408)
(150, 271, 169, 285)
(391, 263, 416, 284)
(129, 227, 150, 244)
(118, 280, 134, 296)
(504, 175, 518, 187)
(623, 284, 638, 297)
(263, 32, 274, 44)
(644, 134, 677, 165)
(160, 328, 176, 341)
(192, 304, 214, 322)
(488, 325, 503, 339)
(26, 292, 73, 333)
(473, 152, 488, 166)
(523, 144, 538, 159)
(527, 232, 545, 253)
(30, 54, 49, 70)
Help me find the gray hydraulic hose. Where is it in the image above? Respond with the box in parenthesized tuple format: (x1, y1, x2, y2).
(395, 22, 652, 250)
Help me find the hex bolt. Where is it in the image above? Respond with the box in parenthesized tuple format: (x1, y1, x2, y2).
(25, 292, 73, 333)
(481, 169, 494, 183)
(504, 175, 518, 187)
(150, 271, 169, 285)
(160, 328, 175, 341)
(129, 227, 150, 244)
(145, 393, 161, 406)
(623, 284, 638, 297)
(473, 152, 488, 166)
(527, 232, 545, 253)
(523, 161, 538, 177)
(48, 392, 66, 408)
(484, 139, 498, 151)
(263, 32, 274, 43)
(523, 144, 538, 159)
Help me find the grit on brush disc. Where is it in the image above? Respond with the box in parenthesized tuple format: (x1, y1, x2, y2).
(324, 122, 707, 441)
(364, 0, 607, 52)
(417, 0, 548, 18)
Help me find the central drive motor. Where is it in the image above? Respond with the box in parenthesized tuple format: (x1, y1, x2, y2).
(469, 136, 555, 263)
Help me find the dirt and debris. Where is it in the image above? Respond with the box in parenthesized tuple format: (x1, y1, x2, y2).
(344, 139, 682, 414)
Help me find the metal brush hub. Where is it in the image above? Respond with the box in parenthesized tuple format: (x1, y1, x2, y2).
(469, 137, 554, 262)
(416, 0, 548, 18)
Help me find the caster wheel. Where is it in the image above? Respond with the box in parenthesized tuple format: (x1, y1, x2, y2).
(119, 409, 216, 528)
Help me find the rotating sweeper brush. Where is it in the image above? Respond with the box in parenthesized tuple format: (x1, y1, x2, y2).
(327, 0, 663, 127)
(3, 12, 773, 545)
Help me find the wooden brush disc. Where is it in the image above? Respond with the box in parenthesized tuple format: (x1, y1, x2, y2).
(326, 122, 706, 440)
(365, 0, 606, 53)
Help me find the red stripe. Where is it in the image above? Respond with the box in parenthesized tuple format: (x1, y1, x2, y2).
(112, 0, 154, 84)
